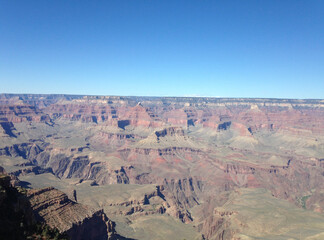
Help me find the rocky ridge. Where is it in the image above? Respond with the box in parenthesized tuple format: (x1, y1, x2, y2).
(27, 187, 119, 240)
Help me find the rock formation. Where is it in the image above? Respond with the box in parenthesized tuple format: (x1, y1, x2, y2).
(27, 187, 118, 240)
(1, 94, 324, 239)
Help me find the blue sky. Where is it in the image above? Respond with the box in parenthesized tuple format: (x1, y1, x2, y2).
(1, 0, 323, 98)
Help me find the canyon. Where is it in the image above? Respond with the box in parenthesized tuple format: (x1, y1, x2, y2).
(1, 94, 324, 239)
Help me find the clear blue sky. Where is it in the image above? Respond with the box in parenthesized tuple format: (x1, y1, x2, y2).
(1, 0, 323, 98)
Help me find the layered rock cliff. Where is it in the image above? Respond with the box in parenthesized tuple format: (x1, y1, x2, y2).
(27, 187, 118, 240)
(0, 168, 68, 240)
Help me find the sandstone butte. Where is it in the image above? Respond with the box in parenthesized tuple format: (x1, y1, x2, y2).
(1, 94, 324, 240)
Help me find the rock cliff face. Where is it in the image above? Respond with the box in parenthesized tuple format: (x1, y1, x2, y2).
(27, 187, 118, 240)
(0, 168, 70, 240)
(0, 166, 128, 240)
(1, 94, 324, 239)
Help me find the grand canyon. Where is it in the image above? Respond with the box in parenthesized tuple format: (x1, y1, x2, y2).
(1, 93, 324, 240)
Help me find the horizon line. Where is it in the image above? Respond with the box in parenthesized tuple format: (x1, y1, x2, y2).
(1, 92, 323, 101)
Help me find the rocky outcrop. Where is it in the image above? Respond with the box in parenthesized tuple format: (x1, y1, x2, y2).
(105, 185, 168, 218)
(27, 187, 119, 240)
(154, 126, 185, 138)
(0, 169, 69, 240)
(198, 209, 237, 240)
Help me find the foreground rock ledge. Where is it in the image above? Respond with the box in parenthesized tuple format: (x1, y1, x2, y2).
(27, 187, 119, 240)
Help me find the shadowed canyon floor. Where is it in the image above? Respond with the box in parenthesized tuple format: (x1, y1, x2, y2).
(1, 94, 324, 239)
